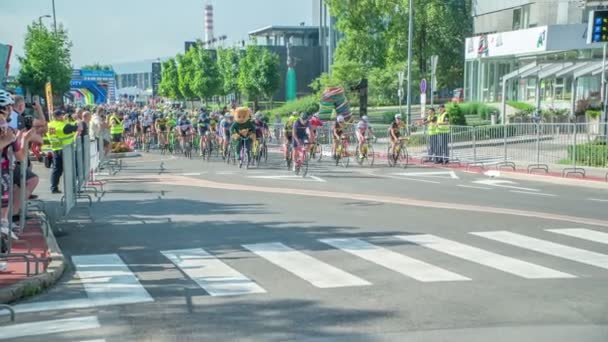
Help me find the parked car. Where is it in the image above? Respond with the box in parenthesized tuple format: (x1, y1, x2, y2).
(451, 88, 464, 103)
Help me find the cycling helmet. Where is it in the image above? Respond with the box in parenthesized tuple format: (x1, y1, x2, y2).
(361, 116, 369, 122)
(254, 113, 263, 120)
(313, 113, 320, 119)
(225, 114, 233, 119)
(394, 113, 402, 120)
(300, 112, 311, 120)
(336, 115, 345, 123)
(0, 90, 14, 106)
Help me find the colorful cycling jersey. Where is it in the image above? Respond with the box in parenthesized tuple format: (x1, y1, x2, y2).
(198, 115, 211, 132)
(357, 120, 368, 131)
(284, 116, 298, 132)
(293, 119, 310, 141)
(140, 116, 153, 127)
(210, 119, 217, 131)
(254, 120, 268, 138)
(178, 119, 192, 132)
(310, 117, 323, 129)
(156, 118, 168, 129)
(334, 122, 345, 135)
(390, 121, 405, 138)
(220, 119, 231, 131)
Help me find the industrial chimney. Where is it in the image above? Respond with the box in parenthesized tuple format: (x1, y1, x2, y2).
(205, 2, 214, 48)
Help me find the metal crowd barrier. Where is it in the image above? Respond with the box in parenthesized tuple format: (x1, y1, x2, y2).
(269, 120, 607, 178)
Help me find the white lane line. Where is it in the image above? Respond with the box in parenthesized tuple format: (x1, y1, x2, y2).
(309, 175, 327, 182)
(382, 174, 441, 184)
(319, 238, 470, 282)
(243, 242, 371, 288)
(395, 234, 575, 279)
(457, 184, 492, 190)
(510, 190, 556, 197)
(72, 254, 154, 306)
(473, 179, 539, 192)
(0, 316, 100, 340)
(247, 175, 326, 182)
(161, 248, 266, 296)
(78, 340, 106, 342)
(11, 298, 95, 314)
(182, 172, 204, 176)
(392, 171, 459, 179)
(471, 231, 608, 270)
(547, 228, 608, 245)
(588, 198, 608, 202)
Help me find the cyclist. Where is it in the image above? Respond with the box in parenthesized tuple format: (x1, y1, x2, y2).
(219, 114, 233, 157)
(155, 113, 168, 148)
(197, 110, 211, 156)
(292, 112, 313, 171)
(332, 115, 346, 159)
(389, 113, 407, 158)
(356, 115, 374, 160)
(283, 112, 298, 161)
(177, 114, 193, 151)
(253, 113, 270, 141)
(141, 113, 153, 150)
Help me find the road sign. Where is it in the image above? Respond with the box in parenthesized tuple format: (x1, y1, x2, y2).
(398, 71, 404, 87)
(588, 10, 608, 43)
(420, 79, 427, 93)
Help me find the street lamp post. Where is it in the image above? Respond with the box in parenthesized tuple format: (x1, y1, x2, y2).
(38, 14, 51, 26)
(406, 0, 414, 126)
(51, 0, 58, 36)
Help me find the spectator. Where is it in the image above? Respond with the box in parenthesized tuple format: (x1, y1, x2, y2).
(47, 109, 81, 194)
(108, 110, 124, 142)
(0, 91, 18, 239)
(12, 127, 43, 221)
(423, 108, 438, 162)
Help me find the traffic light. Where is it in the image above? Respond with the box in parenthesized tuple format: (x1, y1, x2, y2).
(588, 10, 608, 43)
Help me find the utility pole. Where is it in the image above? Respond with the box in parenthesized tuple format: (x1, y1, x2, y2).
(52, 0, 58, 36)
(406, 0, 414, 126)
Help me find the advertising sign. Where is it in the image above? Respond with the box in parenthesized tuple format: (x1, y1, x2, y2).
(588, 10, 608, 43)
(45, 81, 53, 114)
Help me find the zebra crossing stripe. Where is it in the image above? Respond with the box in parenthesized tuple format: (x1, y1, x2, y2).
(395, 234, 576, 279)
(72, 254, 153, 306)
(243, 242, 371, 288)
(319, 238, 470, 282)
(547, 228, 608, 245)
(471, 231, 608, 270)
(0, 316, 100, 340)
(161, 248, 266, 296)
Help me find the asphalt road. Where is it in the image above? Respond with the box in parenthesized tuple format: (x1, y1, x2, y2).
(1, 148, 607, 342)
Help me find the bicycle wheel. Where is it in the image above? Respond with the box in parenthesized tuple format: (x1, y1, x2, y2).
(368, 144, 375, 167)
(301, 150, 309, 177)
(335, 145, 341, 166)
(356, 144, 364, 166)
(262, 144, 268, 164)
(340, 143, 350, 168)
(315, 143, 323, 162)
(387, 146, 396, 167)
(401, 145, 409, 169)
(286, 145, 293, 170)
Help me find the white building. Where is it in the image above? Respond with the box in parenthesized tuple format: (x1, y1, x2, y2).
(464, 0, 608, 119)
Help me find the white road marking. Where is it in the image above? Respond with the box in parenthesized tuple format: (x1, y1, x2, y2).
(243, 242, 371, 288)
(161, 248, 266, 296)
(510, 190, 556, 197)
(182, 172, 205, 176)
(395, 234, 575, 279)
(319, 238, 470, 282)
(216, 171, 236, 175)
(72, 254, 154, 306)
(473, 179, 539, 192)
(588, 198, 608, 202)
(457, 184, 492, 190)
(383, 174, 441, 184)
(78, 340, 106, 342)
(0, 316, 100, 340)
(247, 175, 326, 182)
(547, 228, 608, 245)
(471, 231, 608, 270)
(392, 170, 459, 179)
(483, 170, 501, 178)
(11, 298, 96, 314)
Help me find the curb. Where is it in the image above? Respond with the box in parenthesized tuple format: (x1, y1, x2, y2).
(0, 217, 66, 304)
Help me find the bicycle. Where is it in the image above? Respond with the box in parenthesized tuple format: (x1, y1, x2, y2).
(182, 134, 193, 159)
(356, 136, 375, 167)
(256, 137, 268, 165)
(285, 143, 294, 170)
(387, 137, 409, 168)
(293, 143, 310, 177)
(237, 136, 252, 169)
(335, 135, 350, 168)
(309, 139, 323, 162)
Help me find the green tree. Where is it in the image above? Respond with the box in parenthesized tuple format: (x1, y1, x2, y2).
(191, 46, 221, 103)
(158, 58, 180, 100)
(238, 44, 281, 110)
(18, 21, 72, 99)
(176, 52, 196, 101)
(80, 63, 113, 71)
(216, 47, 241, 97)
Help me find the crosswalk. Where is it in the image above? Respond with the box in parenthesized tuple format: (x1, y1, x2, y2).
(4, 229, 608, 319)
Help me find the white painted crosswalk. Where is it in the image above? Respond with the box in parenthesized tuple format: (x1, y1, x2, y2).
(320, 238, 470, 282)
(546, 228, 608, 245)
(0, 316, 100, 340)
(471, 231, 608, 270)
(243, 242, 371, 288)
(6, 228, 608, 318)
(161, 248, 266, 296)
(395, 234, 575, 279)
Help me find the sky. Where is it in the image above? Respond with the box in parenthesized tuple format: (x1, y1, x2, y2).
(1, 0, 314, 75)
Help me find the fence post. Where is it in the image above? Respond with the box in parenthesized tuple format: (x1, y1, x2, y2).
(5, 147, 15, 253)
(472, 127, 477, 165)
(62, 143, 76, 216)
(562, 123, 586, 178)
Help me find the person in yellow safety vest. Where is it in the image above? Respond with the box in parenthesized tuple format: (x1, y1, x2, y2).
(423, 108, 439, 162)
(46, 109, 81, 194)
(436, 104, 450, 164)
(108, 111, 124, 142)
